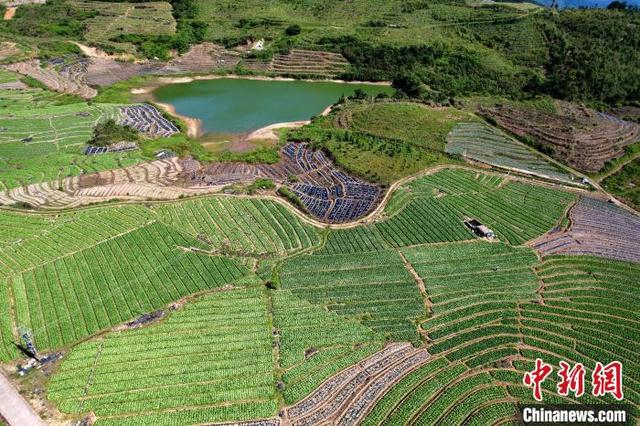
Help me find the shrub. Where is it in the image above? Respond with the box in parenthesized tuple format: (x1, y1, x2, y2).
(285, 24, 301, 36)
(247, 178, 275, 194)
(89, 120, 139, 147)
(278, 186, 305, 211)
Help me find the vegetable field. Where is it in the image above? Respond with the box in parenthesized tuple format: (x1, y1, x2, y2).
(272, 289, 383, 404)
(10, 222, 249, 351)
(0, 206, 154, 279)
(359, 249, 640, 425)
(48, 287, 278, 425)
(318, 226, 390, 254)
(154, 197, 320, 256)
(279, 250, 425, 343)
(377, 169, 575, 246)
(0, 96, 143, 190)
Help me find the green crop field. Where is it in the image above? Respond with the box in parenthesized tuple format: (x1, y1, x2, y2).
(153, 197, 321, 256)
(0, 205, 154, 279)
(70, 0, 176, 53)
(273, 289, 384, 404)
(337, 102, 474, 151)
(318, 226, 390, 254)
(0, 69, 19, 85)
(48, 286, 277, 425)
(0, 95, 144, 190)
(358, 249, 640, 425)
(404, 241, 539, 318)
(0, 193, 324, 359)
(376, 168, 575, 246)
(0, 87, 80, 110)
(0, 1, 638, 424)
(279, 250, 425, 343)
(10, 222, 248, 351)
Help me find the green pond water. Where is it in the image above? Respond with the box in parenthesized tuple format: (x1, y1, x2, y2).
(153, 78, 393, 135)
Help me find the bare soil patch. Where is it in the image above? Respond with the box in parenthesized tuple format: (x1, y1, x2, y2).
(481, 101, 640, 173)
(3, 7, 16, 20)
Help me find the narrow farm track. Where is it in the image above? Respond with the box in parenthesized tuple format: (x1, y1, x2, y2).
(398, 251, 432, 318)
(0, 371, 46, 426)
(595, 150, 640, 183)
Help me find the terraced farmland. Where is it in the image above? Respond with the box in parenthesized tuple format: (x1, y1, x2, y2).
(355, 249, 640, 424)
(318, 226, 390, 254)
(284, 342, 431, 425)
(47, 287, 277, 425)
(5, 60, 97, 99)
(446, 122, 580, 185)
(71, 0, 176, 54)
(0, 1, 637, 424)
(0, 98, 143, 190)
(272, 289, 383, 404)
(404, 241, 539, 319)
(0, 68, 24, 89)
(530, 256, 639, 375)
(154, 197, 320, 256)
(531, 196, 640, 263)
(185, 143, 383, 223)
(279, 250, 425, 343)
(376, 168, 575, 246)
(0, 205, 154, 279)
(482, 101, 640, 173)
(266, 49, 350, 78)
(0, 282, 16, 361)
(0, 87, 77, 109)
(9, 222, 249, 351)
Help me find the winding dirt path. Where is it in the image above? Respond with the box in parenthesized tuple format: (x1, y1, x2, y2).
(0, 372, 46, 426)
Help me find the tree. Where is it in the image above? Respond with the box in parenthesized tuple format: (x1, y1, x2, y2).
(607, 1, 627, 9)
(392, 72, 422, 97)
(285, 24, 301, 36)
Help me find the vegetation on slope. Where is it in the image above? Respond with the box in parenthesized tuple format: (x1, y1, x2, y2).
(376, 168, 575, 246)
(0, 94, 142, 189)
(602, 157, 640, 209)
(287, 101, 471, 184)
(48, 287, 278, 424)
(0, 1, 637, 107)
(363, 253, 639, 425)
(88, 119, 139, 147)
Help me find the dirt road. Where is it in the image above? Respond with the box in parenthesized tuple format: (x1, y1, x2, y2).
(0, 372, 45, 426)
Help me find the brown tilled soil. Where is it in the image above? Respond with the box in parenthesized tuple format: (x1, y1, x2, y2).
(84, 43, 241, 87)
(529, 197, 640, 263)
(481, 101, 640, 173)
(609, 106, 640, 124)
(4, 60, 97, 99)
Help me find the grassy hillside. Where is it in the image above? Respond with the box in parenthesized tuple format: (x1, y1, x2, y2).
(0, 1, 637, 106)
(287, 101, 471, 183)
(602, 158, 640, 209)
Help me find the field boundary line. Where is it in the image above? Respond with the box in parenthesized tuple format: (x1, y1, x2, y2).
(4, 220, 157, 277)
